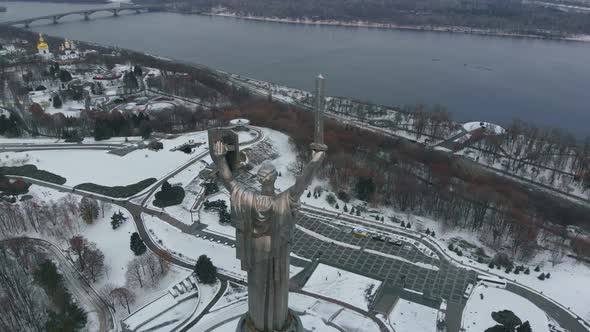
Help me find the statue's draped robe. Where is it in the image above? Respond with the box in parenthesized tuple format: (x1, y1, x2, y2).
(229, 180, 298, 331)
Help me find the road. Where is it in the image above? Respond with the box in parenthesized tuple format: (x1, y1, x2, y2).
(0, 237, 115, 332)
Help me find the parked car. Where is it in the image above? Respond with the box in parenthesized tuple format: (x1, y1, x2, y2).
(388, 238, 403, 246)
(372, 235, 385, 242)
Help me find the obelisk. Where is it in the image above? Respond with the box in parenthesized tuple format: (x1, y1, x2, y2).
(311, 74, 328, 152)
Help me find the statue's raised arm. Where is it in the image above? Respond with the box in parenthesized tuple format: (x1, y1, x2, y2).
(212, 141, 235, 192)
(288, 149, 326, 200)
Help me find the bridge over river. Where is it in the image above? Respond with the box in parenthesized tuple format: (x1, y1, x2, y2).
(0, 5, 165, 28)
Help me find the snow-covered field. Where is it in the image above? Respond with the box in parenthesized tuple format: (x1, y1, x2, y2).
(290, 293, 379, 331)
(4, 131, 208, 186)
(302, 263, 381, 311)
(462, 285, 548, 331)
(142, 213, 303, 280)
(388, 299, 438, 332)
(77, 205, 135, 287)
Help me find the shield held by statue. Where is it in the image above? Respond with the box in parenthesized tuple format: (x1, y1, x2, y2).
(208, 128, 240, 173)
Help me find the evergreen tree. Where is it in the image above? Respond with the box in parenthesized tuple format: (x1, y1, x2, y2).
(219, 209, 231, 224)
(53, 94, 62, 108)
(111, 211, 127, 230)
(545, 273, 551, 279)
(123, 71, 138, 92)
(307, 191, 311, 198)
(448, 243, 454, 251)
(426, 228, 431, 235)
(380, 216, 384, 222)
(524, 268, 530, 275)
(356, 209, 360, 216)
(343, 204, 348, 212)
(354, 176, 375, 201)
(34, 259, 63, 297)
(538, 273, 545, 280)
(133, 65, 143, 77)
(130, 232, 147, 256)
(488, 262, 495, 269)
(431, 231, 436, 237)
(194, 255, 217, 284)
(534, 265, 540, 272)
(517, 321, 532, 332)
(406, 223, 411, 229)
(335, 203, 339, 209)
(59, 69, 72, 82)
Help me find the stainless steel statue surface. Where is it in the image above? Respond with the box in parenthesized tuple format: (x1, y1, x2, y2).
(211, 75, 327, 332)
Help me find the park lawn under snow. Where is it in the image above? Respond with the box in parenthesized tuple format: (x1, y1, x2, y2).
(77, 204, 135, 288)
(4, 131, 208, 187)
(302, 263, 381, 311)
(462, 285, 548, 331)
(388, 299, 438, 332)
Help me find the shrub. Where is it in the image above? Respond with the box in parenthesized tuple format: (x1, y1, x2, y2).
(337, 191, 350, 203)
(326, 193, 337, 206)
(75, 178, 156, 198)
(194, 255, 216, 284)
(130, 232, 147, 256)
(154, 181, 185, 208)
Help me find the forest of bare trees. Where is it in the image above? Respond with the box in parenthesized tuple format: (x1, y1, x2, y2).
(0, 245, 48, 331)
(218, 100, 590, 260)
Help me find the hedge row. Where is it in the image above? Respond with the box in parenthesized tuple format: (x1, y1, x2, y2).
(75, 178, 157, 198)
(0, 165, 66, 185)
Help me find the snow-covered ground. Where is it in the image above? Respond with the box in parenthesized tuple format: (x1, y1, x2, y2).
(302, 263, 381, 311)
(290, 293, 379, 331)
(77, 204, 135, 288)
(463, 121, 505, 134)
(4, 131, 208, 187)
(193, 291, 379, 331)
(142, 213, 303, 280)
(123, 277, 221, 332)
(388, 299, 438, 332)
(462, 284, 549, 331)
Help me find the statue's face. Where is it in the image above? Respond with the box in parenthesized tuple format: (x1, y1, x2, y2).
(257, 162, 277, 187)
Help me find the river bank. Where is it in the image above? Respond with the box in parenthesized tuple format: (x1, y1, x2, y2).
(201, 12, 590, 43)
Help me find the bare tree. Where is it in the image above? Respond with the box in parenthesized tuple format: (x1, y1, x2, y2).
(80, 196, 99, 224)
(126, 258, 144, 289)
(69, 235, 90, 272)
(549, 248, 566, 267)
(84, 247, 105, 282)
(111, 287, 135, 314)
(99, 283, 117, 313)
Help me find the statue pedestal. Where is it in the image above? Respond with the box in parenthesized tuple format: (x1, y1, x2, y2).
(236, 310, 303, 332)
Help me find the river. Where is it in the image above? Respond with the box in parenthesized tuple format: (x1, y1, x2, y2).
(2, 1, 590, 136)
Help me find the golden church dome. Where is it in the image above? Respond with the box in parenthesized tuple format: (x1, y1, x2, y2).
(37, 33, 49, 50)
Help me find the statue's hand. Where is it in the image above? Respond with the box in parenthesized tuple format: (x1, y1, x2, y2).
(213, 141, 228, 158)
(311, 150, 326, 163)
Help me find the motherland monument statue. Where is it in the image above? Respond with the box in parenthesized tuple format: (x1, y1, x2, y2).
(209, 75, 328, 332)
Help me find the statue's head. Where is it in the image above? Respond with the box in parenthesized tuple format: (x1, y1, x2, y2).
(257, 161, 277, 188)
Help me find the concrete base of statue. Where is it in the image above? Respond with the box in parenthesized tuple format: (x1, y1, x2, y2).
(236, 310, 303, 332)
